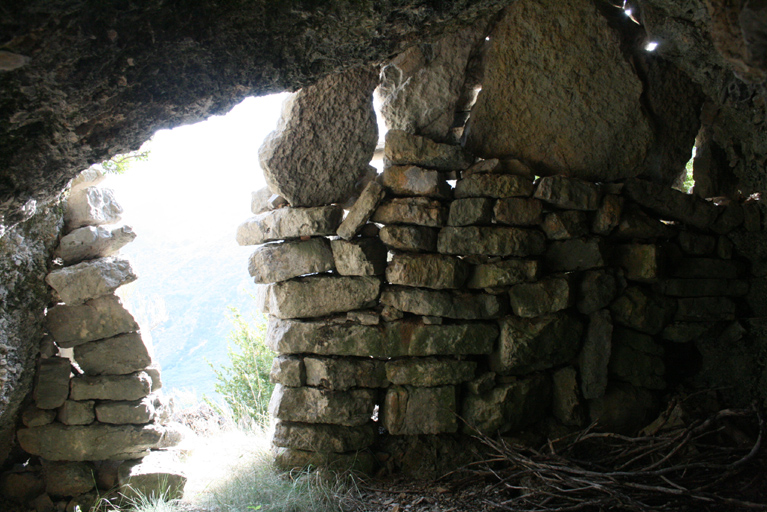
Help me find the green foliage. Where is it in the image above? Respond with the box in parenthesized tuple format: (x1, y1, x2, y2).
(683, 146, 696, 193)
(208, 308, 274, 425)
(99, 146, 151, 175)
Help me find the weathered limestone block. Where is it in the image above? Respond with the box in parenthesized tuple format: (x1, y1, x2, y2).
(372, 197, 447, 227)
(380, 286, 504, 319)
(331, 238, 387, 276)
(386, 253, 469, 289)
(43, 461, 95, 497)
(46, 295, 139, 348)
(337, 181, 386, 240)
(534, 176, 600, 211)
(57, 400, 95, 426)
(493, 198, 543, 226)
(267, 318, 497, 357)
(266, 276, 380, 319)
(447, 198, 494, 226)
(609, 328, 665, 390)
(467, 258, 539, 289)
(545, 238, 605, 272)
(455, 174, 534, 199)
(670, 258, 744, 279)
(610, 287, 676, 335)
(385, 129, 472, 171)
(578, 310, 613, 402)
(613, 204, 677, 239)
(273, 421, 376, 453)
(248, 238, 335, 284)
(117, 452, 187, 501)
(654, 279, 749, 297)
(542, 211, 588, 240)
(250, 187, 272, 215)
(678, 231, 716, 255)
(74, 332, 151, 376)
(509, 275, 574, 317)
(379, 225, 438, 252)
(65, 187, 123, 230)
(382, 165, 451, 199)
(462, 158, 503, 176)
(45, 257, 137, 305)
(466, 372, 496, 395)
(269, 355, 305, 387)
(676, 297, 736, 321)
(615, 244, 662, 282)
(592, 195, 623, 235)
(347, 309, 380, 325)
(464, 0, 652, 181)
(304, 357, 388, 390)
(274, 448, 376, 473)
(623, 178, 719, 230)
(145, 365, 162, 392)
(258, 66, 378, 207)
(552, 367, 586, 427)
(70, 167, 105, 194)
(438, 226, 545, 257)
(236, 206, 343, 245)
(69, 372, 152, 401)
(17, 423, 164, 461)
(491, 313, 584, 375)
(33, 357, 71, 409)
(577, 270, 618, 315)
(386, 357, 476, 386)
(56, 225, 136, 265)
(95, 397, 155, 425)
(383, 385, 457, 434)
(21, 405, 56, 427)
(461, 374, 551, 434)
(589, 382, 657, 435)
(268, 384, 376, 427)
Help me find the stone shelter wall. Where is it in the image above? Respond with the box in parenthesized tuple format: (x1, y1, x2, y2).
(238, 128, 767, 475)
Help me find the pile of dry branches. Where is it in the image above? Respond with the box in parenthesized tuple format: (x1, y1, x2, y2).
(466, 404, 766, 511)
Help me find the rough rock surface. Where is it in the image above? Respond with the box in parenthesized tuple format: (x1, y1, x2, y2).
(448, 198, 494, 226)
(386, 253, 469, 289)
(304, 357, 388, 390)
(381, 286, 504, 319)
(579, 310, 613, 400)
(379, 225, 438, 252)
(269, 384, 376, 427)
(117, 452, 187, 501)
(32, 358, 71, 410)
(383, 386, 457, 435)
(265, 276, 380, 319)
(46, 295, 139, 347)
(45, 257, 137, 305)
(337, 181, 386, 240)
(56, 401, 96, 426)
(259, 66, 379, 207)
(69, 372, 152, 401)
(464, 0, 653, 181)
(385, 358, 477, 386)
(43, 461, 95, 497)
(438, 226, 546, 257)
(372, 197, 447, 227)
(248, 238, 335, 284)
(384, 130, 473, 171)
(74, 333, 152, 375)
(455, 174, 534, 199)
(55, 225, 136, 265)
(381, 165, 451, 199)
(273, 421, 376, 453)
(467, 258, 539, 289)
(64, 187, 123, 231)
(236, 206, 343, 245)
(331, 238, 387, 276)
(462, 374, 551, 434)
(95, 398, 156, 425)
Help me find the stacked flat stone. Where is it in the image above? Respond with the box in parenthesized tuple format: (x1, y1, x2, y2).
(241, 128, 761, 474)
(11, 169, 184, 509)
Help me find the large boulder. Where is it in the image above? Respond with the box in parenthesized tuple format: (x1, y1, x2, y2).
(258, 66, 379, 207)
(464, 0, 653, 181)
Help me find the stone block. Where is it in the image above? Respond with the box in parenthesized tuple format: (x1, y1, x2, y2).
(542, 210, 588, 240)
(382, 165, 451, 199)
(95, 397, 155, 424)
(248, 238, 335, 284)
(331, 238, 387, 276)
(55, 225, 136, 266)
(268, 385, 376, 427)
(145, 365, 162, 392)
(274, 448, 376, 473)
(670, 258, 744, 279)
(592, 194, 623, 235)
(346, 309, 380, 325)
(676, 297, 736, 321)
(455, 174, 534, 199)
(17, 423, 165, 461)
(46, 295, 139, 348)
(609, 327, 665, 390)
(490, 313, 584, 375)
(65, 186, 123, 230)
(74, 332, 151, 376)
(552, 367, 586, 427)
(654, 278, 748, 297)
(46, 257, 137, 305)
(437, 226, 546, 257)
(509, 275, 574, 317)
(304, 357, 388, 390)
(384, 129, 472, 171)
(236, 205, 343, 245)
(466, 372, 496, 395)
(117, 452, 187, 501)
(743, 201, 762, 232)
(383, 385, 457, 434)
(265, 275, 380, 319)
(577, 270, 618, 315)
(21, 405, 56, 427)
(623, 178, 719, 230)
(386, 252, 469, 289)
(0, 471, 45, 502)
(610, 287, 676, 335)
(534, 176, 599, 211)
(467, 258, 539, 289)
(372, 197, 447, 227)
(615, 243, 662, 282)
(463, 158, 503, 176)
(57, 400, 95, 426)
(386, 357, 476, 386)
(33, 357, 71, 409)
(70, 167, 105, 194)
(447, 198, 494, 226)
(379, 225, 438, 252)
(269, 355, 305, 387)
(578, 310, 612, 400)
(251, 187, 272, 215)
(493, 198, 543, 226)
(337, 180, 386, 240)
(677, 231, 716, 255)
(273, 421, 376, 453)
(545, 238, 605, 272)
(461, 374, 551, 434)
(43, 461, 95, 497)
(69, 372, 152, 401)
(613, 204, 677, 239)
(380, 286, 505, 319)
(589, 382, 657, 435)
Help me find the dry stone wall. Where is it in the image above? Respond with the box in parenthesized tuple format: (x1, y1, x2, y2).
(239, 128, 767, 475)
(4, 170, 185, 510)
